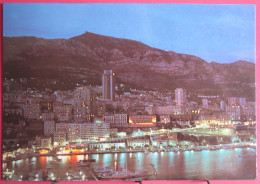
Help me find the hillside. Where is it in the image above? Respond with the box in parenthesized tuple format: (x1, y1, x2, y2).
(3, 32, 255, 99)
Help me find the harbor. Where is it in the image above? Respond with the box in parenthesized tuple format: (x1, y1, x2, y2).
(2, 147, 256, 181)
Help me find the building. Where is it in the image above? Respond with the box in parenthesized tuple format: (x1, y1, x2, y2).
(23, 98, 41, 120)
(53, 102, 73, 122)
(168, 132, 178, 146)
(227, 97, 246, 107)
(56, 123, 68, 132)
(175, 88, 187, 114)
(175, 88, 186, 106)
(226, 105, 241, 121)
(44, 120, 55, 137)
(40, 137, 52, 148)
(220, 100, 226, 111)
(88, 141, 126, 150)
(67, 124, 82, 142)
(53, 131, 67, 146)
(67, 121, 110, 142)
(42, 112, 55, 121)
(126, 136, 150, 148)
(129, 115, 156, 127)
(155, 105, 175, 115)
(202, 99, 209, 109)
(150, 134, 168, 147)
(159, 115, 171, 124)
(73, 86, 93, 122)
(104, 113, 128, 127)
(102, 70, 115, 101)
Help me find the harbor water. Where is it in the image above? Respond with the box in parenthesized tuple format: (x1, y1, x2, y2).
(2, 148, 256, 181)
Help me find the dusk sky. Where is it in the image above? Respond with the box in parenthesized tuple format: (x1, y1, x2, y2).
(3, 3, 256, 64)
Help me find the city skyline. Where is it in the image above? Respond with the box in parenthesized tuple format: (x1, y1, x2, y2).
(2, 3, 257, 181)
(3, 3, 256, 63)
(2, 69, 256, 181)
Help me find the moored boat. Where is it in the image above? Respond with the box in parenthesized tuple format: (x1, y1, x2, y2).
(92, 166, 114, 173)
(96, 168, 147, 180)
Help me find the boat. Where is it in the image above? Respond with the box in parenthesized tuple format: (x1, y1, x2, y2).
(76, 159, 96, 167)
(96, 168, 147, 180)
(92, 166, 115, 173)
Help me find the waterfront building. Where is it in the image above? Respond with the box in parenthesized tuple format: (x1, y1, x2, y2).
(88, 141, 126, 150)
(44, 120, 55, 137)
(126, 136, 150, 148)
(102, 70, 115, 101)
(67, 124, 81, 142)
(53, 131, 67, 146)
(150, 134, 168, 147)
(168, 132, 178, 146)
(40, 137, 52, 148)
(67, 121, 110, 142)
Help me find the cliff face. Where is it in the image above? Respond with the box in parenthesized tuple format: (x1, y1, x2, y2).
(3, 32, 255, 98)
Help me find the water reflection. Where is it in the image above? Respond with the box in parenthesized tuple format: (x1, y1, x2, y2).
(3, 148, 256, 181)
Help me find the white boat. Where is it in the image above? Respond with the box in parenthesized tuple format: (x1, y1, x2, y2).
(92, 166, 114, 173)
(97, 168, 147, 180)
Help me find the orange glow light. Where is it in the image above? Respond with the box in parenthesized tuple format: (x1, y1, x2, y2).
(39, 149, 48, 155)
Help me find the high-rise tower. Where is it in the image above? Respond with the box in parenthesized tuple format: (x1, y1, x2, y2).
(175, 88, 187, 114)
(102, 70, 115, 101)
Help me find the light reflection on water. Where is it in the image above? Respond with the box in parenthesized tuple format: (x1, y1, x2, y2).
(3, 148, 256, 180)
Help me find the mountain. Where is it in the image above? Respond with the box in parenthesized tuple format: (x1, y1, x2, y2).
(3, 32, 255, 99)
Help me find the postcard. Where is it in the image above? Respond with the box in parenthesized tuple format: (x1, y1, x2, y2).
(2, 3, 256, 181)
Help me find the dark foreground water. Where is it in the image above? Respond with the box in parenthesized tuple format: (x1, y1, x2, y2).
(2, 148, 256, 180)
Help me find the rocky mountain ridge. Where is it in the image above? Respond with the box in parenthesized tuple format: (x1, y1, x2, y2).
(3, 32, 255, 99)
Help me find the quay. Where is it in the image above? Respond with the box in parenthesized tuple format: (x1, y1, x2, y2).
(2, 142, 255, 163)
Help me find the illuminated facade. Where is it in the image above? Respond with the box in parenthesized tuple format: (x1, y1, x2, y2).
(175, 88, 186, 114)
(175, 88, 186, 106)
(23, 99, 41, 120)
(73, 86, 93, 122)
(226, 105, 241, 121)
(102, 70, 115, 101)
(159, 115, 171, 124)
(227, 97, 246, 107)
(104, 113, 128, 127)
(67, 122, 110, 142)
(53, 131, 67, 146)
(129, 115, 156, 127)
(53, 102, 73, 122)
